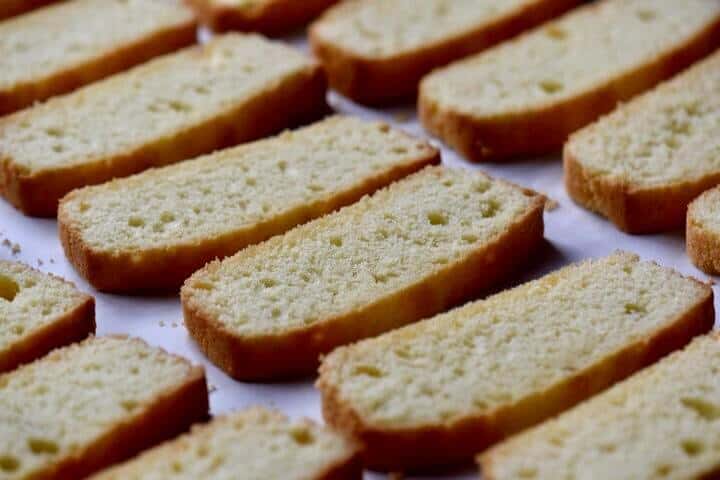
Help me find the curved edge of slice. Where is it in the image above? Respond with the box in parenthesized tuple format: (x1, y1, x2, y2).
(188, 0, 338, 35)
(309, 0, 578, 105)
(418, 2, 720, 162)
(88, 407, 362, 480)
(315, 253, 714, 471)
(180, 168, 546, 381)
(0, 0, 58, 20)
(0, 260, 95, 373)
(57, 119, 440, 293)
(687, 187, 720, 275)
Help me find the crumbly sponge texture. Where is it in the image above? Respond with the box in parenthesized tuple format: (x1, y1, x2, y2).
(319, 253, 709, 428)
(0, 337, 198, 479)
(183, 166, 538, 337)
(0, 0, 194, 92)
(312, 0, 536, 58)
(567, 49, 720, 189)
(90, 408, 358, 480)
(689, 187, 720, 233)
(0, 260, 90, 356)
(420, 0, 720, 118)
(483, 334, 720, 480)
(60, 116, 435, 254)
(0, 33, 317, 174)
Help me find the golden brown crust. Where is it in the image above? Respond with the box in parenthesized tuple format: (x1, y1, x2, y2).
(58, 143, 439, 293)
(419, 5, 720, 162)
(309, 0, 578, 105)
(33, 338, 210, 480)
(181, 193, 546, 381)
(187, 0, 338, 35)
(687, 199, 720, 275)
(319, 275, 714, 472)
(0, 0, 58, 20)
(564, 146, 720, 234)
(0, 9, 197, 116)
(3, 58, 328, 217)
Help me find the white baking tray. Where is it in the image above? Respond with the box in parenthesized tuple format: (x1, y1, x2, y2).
(1, 29, 716, 480)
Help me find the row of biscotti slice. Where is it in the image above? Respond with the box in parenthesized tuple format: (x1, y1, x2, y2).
(188, 0, 339, 35)
(0, 33, 326, 217)
(0, 335, 360, 480)
(0, 260, 94, 373)
(181, 165, 546, 380)
(0, 0, 196, 115)
(57, 116, 439, 292)
(419, 0, 720, 161)
(481, 333, 720, 480)
(309, 0, 579, 104)
(317, 252, 714, 471)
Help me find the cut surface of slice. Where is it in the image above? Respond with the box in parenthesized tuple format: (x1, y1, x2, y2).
(420, 0, 720, 161)
(58, 116, 439, 292)
(182, 166, 545, 380)
(687, 186, 720, 275)
(318, 253, 714, 470)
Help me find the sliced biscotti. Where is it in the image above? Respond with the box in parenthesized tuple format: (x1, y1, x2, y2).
(687, 187, 720, 275)
(0, 33, 326, 217)
(317, 253, 714, 470)
(565, 50, 720, 234)
(0, 0, 197, 116)
(0, 260, 94, 373)
(90, 407, 361, 480)
(310, 0, 578, 105)
(481, 333, 720, 480)
(189, 0, 338, 34)
(0, 336, 209, 480)
(420, 0, 720, 162)
(182, 166, 545, 381)
(59, 116, 438, 293)
(0, 0, 57, 20)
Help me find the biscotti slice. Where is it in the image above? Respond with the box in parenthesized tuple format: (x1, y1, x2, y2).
(565, 50, 720, 234)
(90, 407, 361, 480)
(310, 0, 578, 105)
(59, 116, 438, 293)
(481, 333, 720, 480)
(189, 0, 338, 34)
(0, 0, 57, 20)
(0, 0, 197, 116)
(0, 260, 94, 373)
(317, 253, 713, 470)
(0, 33, 326, 217)
(420, 0, 720, 162)
(687, 187, 720, 275)
(0, 336, 209, 480)
(182, 166, 545, 380)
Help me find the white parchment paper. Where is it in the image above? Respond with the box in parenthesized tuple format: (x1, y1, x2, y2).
(1, 30, 716, 480)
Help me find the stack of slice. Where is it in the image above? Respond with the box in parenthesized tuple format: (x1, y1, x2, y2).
(317, 253, 713, 470)
(90, 408, 361, 480)
(58, 116, 439, 292)
(182, 166, 546, 380)
(0, 336, 208, 480)
(0, 260, 94, 373)
(420, 0, 720, 161)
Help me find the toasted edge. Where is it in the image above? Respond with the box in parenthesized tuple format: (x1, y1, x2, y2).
(418, 2, 720, 162)
(187, 0, 338, 35)
(687, 190, 720, 275)
(57, 126, 439, 293)
(0, 0, 58, 20)
(309, 0, 578, 105)
(181, 182, 546, 381)
(563, 142, 720, 234)
(18, 335, 210, 480)
(0, 4, 198, 116)
(317, 256, 715, 471)
(0, 264, 95, 373)
(478, 331, 720, 480)
(2, 45, 328, 217)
